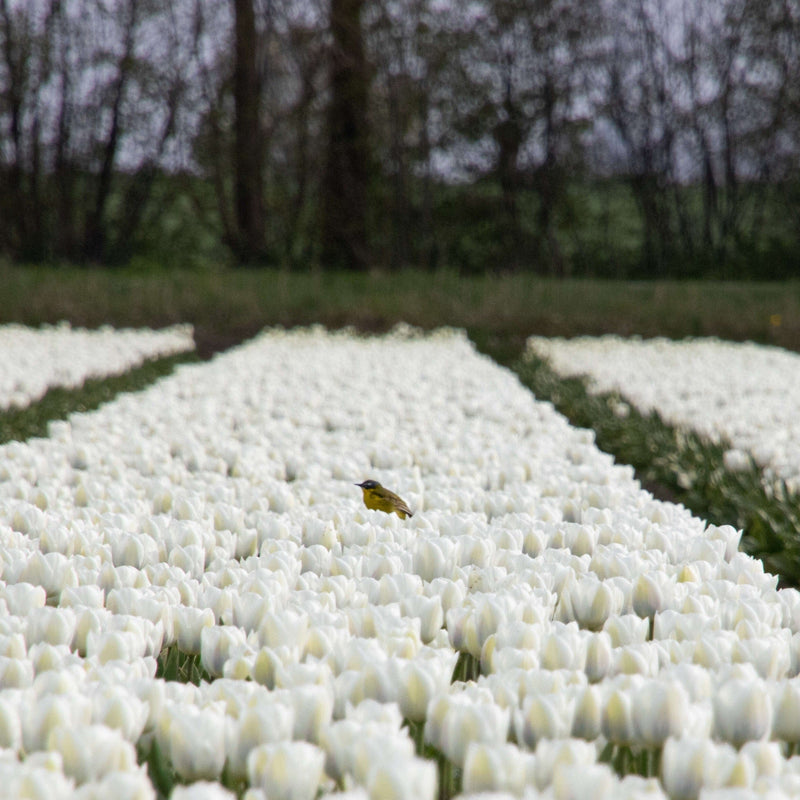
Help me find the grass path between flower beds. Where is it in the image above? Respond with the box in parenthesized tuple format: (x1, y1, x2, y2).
(471, 330, 800, 589)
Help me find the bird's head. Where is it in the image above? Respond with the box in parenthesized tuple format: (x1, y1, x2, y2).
(355, 479, 380, 490)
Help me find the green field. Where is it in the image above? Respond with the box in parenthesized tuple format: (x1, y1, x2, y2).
(4, 264, 800, 357)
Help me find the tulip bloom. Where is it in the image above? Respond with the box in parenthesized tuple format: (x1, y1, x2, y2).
(247, 741, 324, 800)
(713, 678, 773, 746)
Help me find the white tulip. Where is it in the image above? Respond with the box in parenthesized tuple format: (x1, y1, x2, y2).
(2, 582, 47, 615)
(168, 782, 235, 800)
(366, 756, 437, 800)
(429, 695, 510, 767)
(197, 585, 236, 625)
(0, 632, 26, 659)
(109, 614, 164, 658)
(540, 625, 588, 670)
(601, 686, 636, 746)
(226, 701, 295, 779)
(19, 550, 78, 598)
(86, 629, 147, 664)
(446, 607, 481, 658)
(532, 739, 597, 791)
(401, 595, 444, 644)
(258, 608, 309, 650)
(571, 685, 602, 740)
(71, 767, 155, 800)
(427, 577, 466, 615)
(200, 625, 248, 677)
(47, 723, 137, 783)
(632, 572, 671, 619)
(0, 750, 74, 800)
(0, 656, 34, 688)
(462, 741, 532, 795)
(661, 737, 735, 800)
(232, 592, 274, 633)
(772, 680, 800, 741)
(394, 660, 436, 722)
(286, 684, 334, 743)
(706, 524, 742, 562)
(713, 678, 773, 746)
(0, 696, 22, 751)
(247, 741, 324, 800)
(585, 631, 613, 683)
(346, 728, 417, 785)
(106, 589, 173, 644)
(739, 740, 783, 781)
(614, 642, 660, 677)
(603, 614, 649, 647)
(22, 693, 92, 753)
(731, 635, 790, 680)
(653, 610, 711, 642)
(90, 685, 149, 743)
(173, 606, 215, 655)
(693, 632, 735, 670)
(157, 703, 227, 782)
(25, 606, 77, 647)
(516, 692, 575, 747)
(552, 762, 616, 800)
(322, 719, 394, 784)
(631, 680, 689, 747)
(557, 577, 623, 630)
(59, 585, 105, 609)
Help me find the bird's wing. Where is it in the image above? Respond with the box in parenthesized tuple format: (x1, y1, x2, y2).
(378, 487, 411, 516)
(398, 502, 413, 517)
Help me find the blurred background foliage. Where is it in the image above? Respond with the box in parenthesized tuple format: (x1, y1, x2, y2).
(1, 0, 798, 278)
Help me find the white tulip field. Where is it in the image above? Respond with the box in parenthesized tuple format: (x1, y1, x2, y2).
(528, 335, 800, 492)
(1, 326, 800, 800)
(0, 323, 195, 410)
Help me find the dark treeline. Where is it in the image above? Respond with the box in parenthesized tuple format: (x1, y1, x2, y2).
(1, 0, 799, 277)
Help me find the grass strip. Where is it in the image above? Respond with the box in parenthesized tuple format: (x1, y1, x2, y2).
(0, 351, 198, 446)
(4, 266, 800, 357)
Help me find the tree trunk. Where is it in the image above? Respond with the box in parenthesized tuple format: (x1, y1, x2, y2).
(83, 0, 138, 263)
(232, 0, 266, 263)
(321, 0, 370, 270)
(0, 0, 29, 254)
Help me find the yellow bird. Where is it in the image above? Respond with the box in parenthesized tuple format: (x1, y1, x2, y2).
(355, 479, 413, 519)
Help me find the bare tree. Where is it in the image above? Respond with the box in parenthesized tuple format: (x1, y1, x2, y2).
(321, 0, 370, 270)
(83, 0, 140, 261)
(231, 0, 266, 261)
(602, 0, 683, 274)
(366, 0, 449, 270)
(282, 18, 328, 265)
(0, 0, 60, 257)
(0, 0, 202, 264)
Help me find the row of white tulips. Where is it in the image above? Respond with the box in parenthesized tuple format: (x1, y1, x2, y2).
(527, 335, 800, 489)
(0, 322, 194, 410)
(1, 326, 800, 800)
